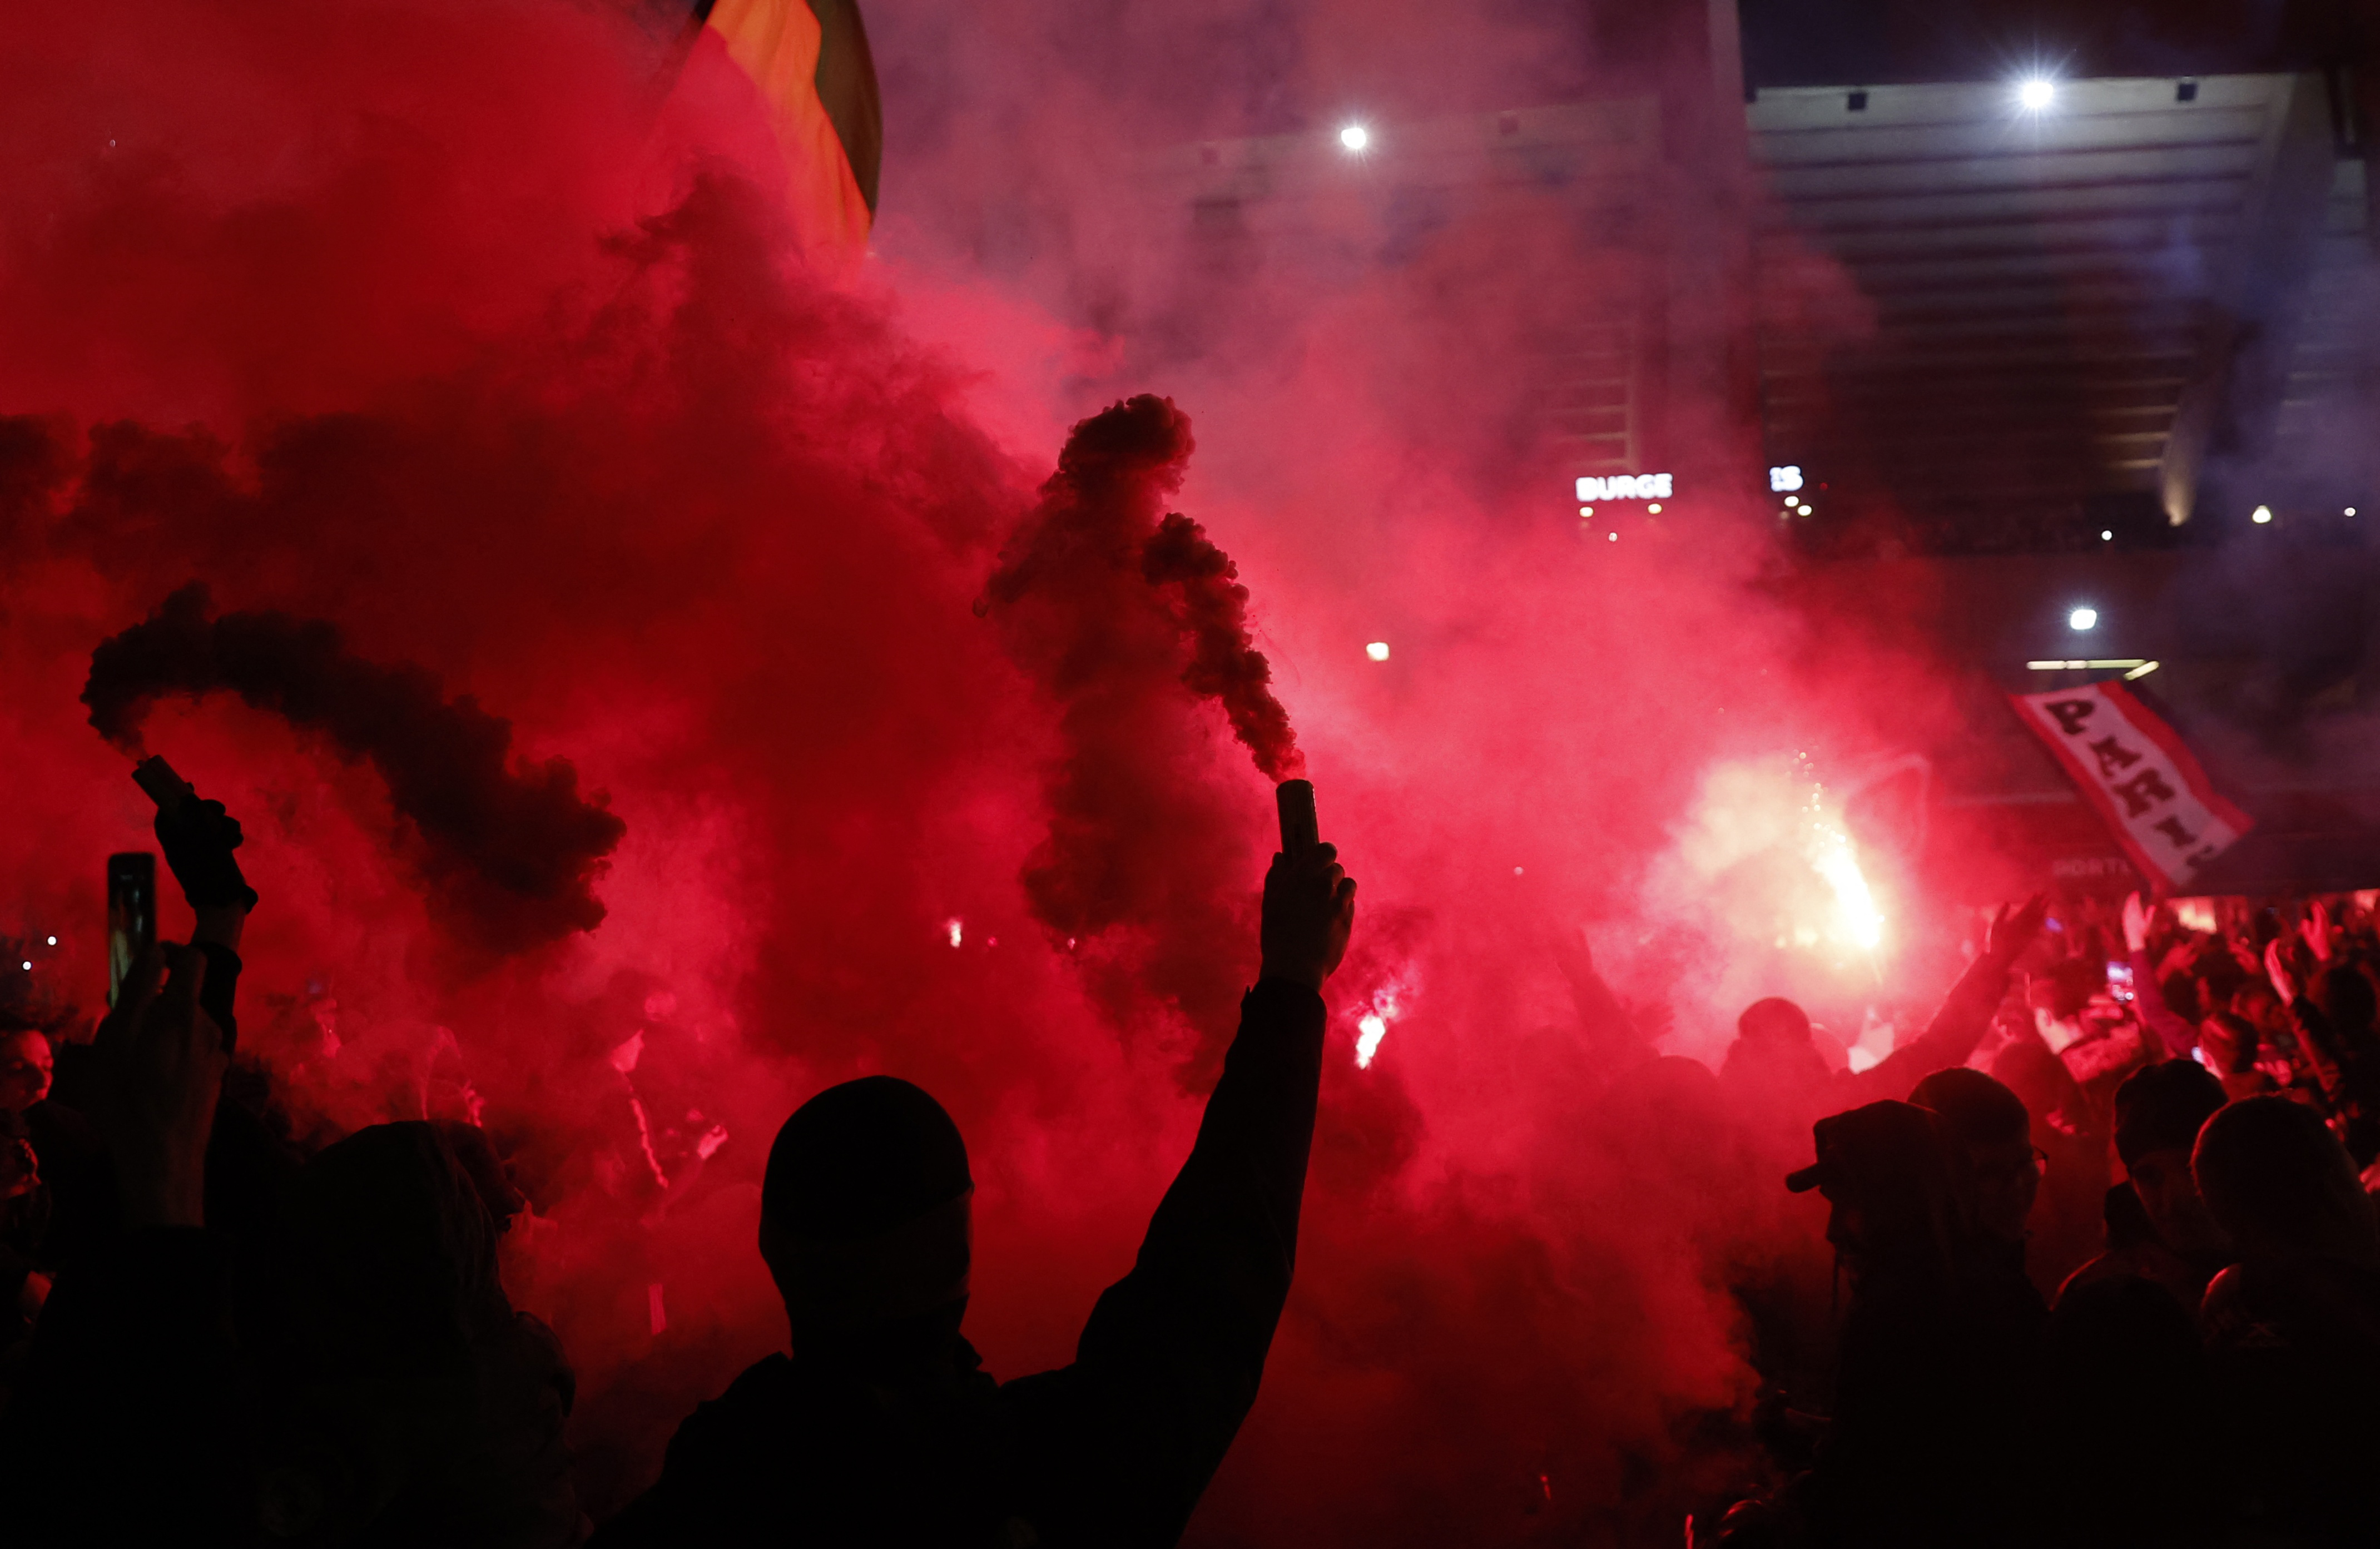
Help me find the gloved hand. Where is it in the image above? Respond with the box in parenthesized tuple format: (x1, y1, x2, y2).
(155, 790, 259, 913)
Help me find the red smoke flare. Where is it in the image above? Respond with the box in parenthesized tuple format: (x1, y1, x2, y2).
(1143, 510, 1303, 782)
(983, 393, 1285, 1069)
(84, 581, 625, 955)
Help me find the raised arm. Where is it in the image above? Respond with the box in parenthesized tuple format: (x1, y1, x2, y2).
(141, 763, 257, 1051)
(0, 944, 248, 1541)
(2125, 893, 2199, 1059)
(1856, 895, 2047, 1100)
(1005, 833, 1355, 1547)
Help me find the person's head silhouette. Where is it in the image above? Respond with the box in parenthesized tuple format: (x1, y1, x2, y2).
(760, 1075, 975, 1362)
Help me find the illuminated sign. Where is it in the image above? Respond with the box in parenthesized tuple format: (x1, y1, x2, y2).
(1768, 465, 1804, 493)
(1575, 473, 1672, 502)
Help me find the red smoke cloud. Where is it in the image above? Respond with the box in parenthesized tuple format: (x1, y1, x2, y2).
(0, 1, 1988, 1541)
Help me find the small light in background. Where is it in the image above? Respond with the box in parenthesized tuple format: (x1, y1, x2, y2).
(2100, 530, 2113, 541)
(1606, 532, 1618, 542)
(945, 918, 963, 947)
(2069, 607, 2099, 631)
(1338, 123, 1370, 152)
(1647, 502, 1663, 514)
(1578, 505, 1594, 518)
(44, 936, 56, 946)
(1796, 503, 1813, 515)
(2124, 660, 2161, 681)
(1365, 641, 1390, 662)
(2347, 507, 2359, 517)
(2016, 77, 2056, 111)
(2252, 505, 2274, 524)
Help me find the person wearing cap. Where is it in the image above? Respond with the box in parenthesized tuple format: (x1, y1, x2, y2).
(1779, 1100, 2048, 1548)
(594, 822, 1356, 1548)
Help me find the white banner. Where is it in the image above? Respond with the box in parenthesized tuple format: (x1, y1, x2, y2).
(2007, 681, 2254, 891)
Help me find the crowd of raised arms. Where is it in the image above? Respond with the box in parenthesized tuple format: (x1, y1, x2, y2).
(1, 784, 2375, 1548)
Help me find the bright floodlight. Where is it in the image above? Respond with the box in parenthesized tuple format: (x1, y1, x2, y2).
(1338, 123, 1370, 152)
(2069, 607, 2098, 631)
(2252, 505, 2274, 524)
(2017, 78, 2055, 111)
(1365, 641, 1390, 662)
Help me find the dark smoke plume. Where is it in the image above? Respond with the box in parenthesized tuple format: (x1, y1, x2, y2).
(84, 582, 624, 954)
(983, 394, 1287, 1065)
(1143, 510, 1303, 781)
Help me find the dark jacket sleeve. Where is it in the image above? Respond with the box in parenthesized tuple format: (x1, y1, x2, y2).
(1003, 979, 1328, 1547)
(2285, 997, 2380, 1124)
(0, 1227, 252, 1544)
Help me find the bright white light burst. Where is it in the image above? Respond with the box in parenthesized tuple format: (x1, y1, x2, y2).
(1356, 1014, 1388, 1068)
(1809, 821, 1884, 953)
(1338, 123, 1370, 152)
(2017, 78, 2055, 111)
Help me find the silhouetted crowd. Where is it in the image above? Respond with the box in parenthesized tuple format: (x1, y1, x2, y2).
(0, 781, 1356, 1547)
(2, 781, 2377, 1547)
(1692, 890, 2380, 1548)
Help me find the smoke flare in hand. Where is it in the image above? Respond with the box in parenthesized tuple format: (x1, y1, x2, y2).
(84, 582, 624, 955)
(984, 393, 1300, 1065)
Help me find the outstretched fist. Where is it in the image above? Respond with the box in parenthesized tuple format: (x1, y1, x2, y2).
(154, 788, 258, 914)
(1260, 842, 1357, 994)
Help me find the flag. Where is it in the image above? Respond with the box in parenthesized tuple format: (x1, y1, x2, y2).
(652, 0, 881, 268)
(2007, 681, 2253, 891)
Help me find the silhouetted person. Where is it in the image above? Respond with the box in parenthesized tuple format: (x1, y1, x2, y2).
(1782, 1100, 2046, 1548)
(2266, 939, 2380, 1166)
(2060, 1060, 2230, 1309)
(1, 776, 583, 1546)
(1720, 897, 2047, 1124)
(1909, 1068, 2039, 1264)
(2194, 1096, 2380, 1546)
(0, 1027, 62, 1338)
(2039, 1061, 2230, 1549)
(595, 825, 1357, 1548)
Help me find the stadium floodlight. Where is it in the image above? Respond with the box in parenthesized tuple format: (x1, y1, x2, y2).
(2069, 607, 2098, 631)
(2016, 78, 2055, 111)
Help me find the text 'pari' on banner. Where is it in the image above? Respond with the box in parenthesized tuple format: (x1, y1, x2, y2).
(2007, 681, 2254, 892)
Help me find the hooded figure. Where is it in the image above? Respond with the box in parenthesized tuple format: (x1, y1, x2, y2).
(597, 833, 1356, 1548)
(262, 1121, 585, 1547)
